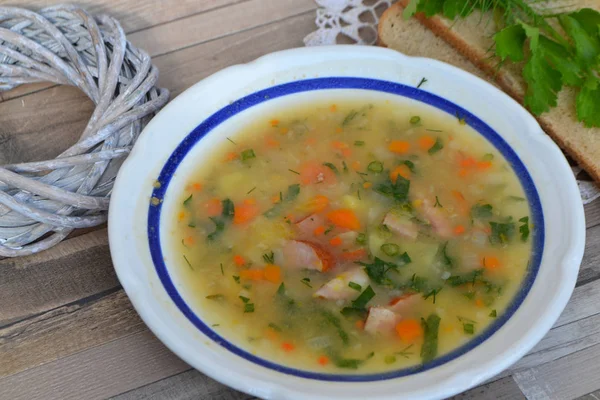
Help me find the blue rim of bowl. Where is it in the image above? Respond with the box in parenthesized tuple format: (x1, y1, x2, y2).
(147, 77, 544, 382)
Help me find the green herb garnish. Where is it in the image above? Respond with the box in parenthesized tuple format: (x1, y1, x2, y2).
(183, 255, 193, 270)
(241, 149, 256, 161)
(351, 285, 376, 309)
(206, 294, 224, 300)
(244, 303, 255, 313)
(183, 194, 193, 206)
(410, 115, 421, 124)
(342, 110, 359, 126)
(323, 162, 340, 175)
(374, 174, 410, 203)
(519, 216, 530, 242)
(489, 221, 516, 244)
(471, 203, 493, 219)
(428, 137, 443, 154)
(489, 309, 497, 318)
(233, 275, 240, 284)
(417, 77, 428, 88)
(354, 140, 365, 146)
(239, 296, 250, 303)
(263, 251, 275, 264)
(301, 277, 312, 288)
(421, 314, 441, 363)
(367, 161, 384, 173)
(356, 232, 367, 245)
(348, 281, 363, 291)
(434, 196, 443, 208)
(357, 257, 398, 285)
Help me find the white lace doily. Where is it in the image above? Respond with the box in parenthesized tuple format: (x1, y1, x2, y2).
(303, 0, 600, 205)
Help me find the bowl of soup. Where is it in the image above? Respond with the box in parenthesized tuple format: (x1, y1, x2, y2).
(108, 46, 585, 399)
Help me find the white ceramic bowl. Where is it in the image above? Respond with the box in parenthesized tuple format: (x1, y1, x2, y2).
(108, 46, 585, 399)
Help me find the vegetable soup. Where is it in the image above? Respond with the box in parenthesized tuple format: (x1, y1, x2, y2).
(168, 98, 532, 373)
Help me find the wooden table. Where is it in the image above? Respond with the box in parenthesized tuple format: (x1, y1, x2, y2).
(1, 1, 600, 399)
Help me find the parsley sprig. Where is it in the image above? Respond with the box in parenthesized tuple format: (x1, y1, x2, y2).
(404, 0, 600, 127)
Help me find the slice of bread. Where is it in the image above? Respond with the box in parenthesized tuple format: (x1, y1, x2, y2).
(379, 2, 600, 183)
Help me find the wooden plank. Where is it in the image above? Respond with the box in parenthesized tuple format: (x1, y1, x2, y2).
(585, 200, 600, 229)
(111, 369, 252, 400)
(451, 376, 525, 400)
(513, 343, 600, 400)
(128, 0, 316, 58)
(0, 228, 115, 326)
(0, 329, 189, 400)
(555, 279, 600, 328)
(576, 390, 600, 400)
(576, 224, 600, 287)
(0, 4, 314, 165)
(0, 290, 144, 377)
(0, 0, 245, 102)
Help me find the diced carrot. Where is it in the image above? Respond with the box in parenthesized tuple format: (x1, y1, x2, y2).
(224, 152, 239, 162)
(327, 209, 361, 230)
(191, 183, 202, 191)
(233, 255, 246, 266)
(451, 190, 465, 201)
(390, 165, 411, 183)
(330, 104, 337, 112)
(183, 236, 195, 246)
(314, 226, 326, 236)
(331, 141, 352, 157)
(318, 355, 330, 366)
(475, 298, 484, 308)
(388, 140, 411, 154)
(460, 157, 477, 168)
(234, 201, 260, 225)
(280, 127, 289, 135)
(483, 256, 501, 270)
(363, 182, 372, 189)
(458, 168, 469, 177)
(395, 319, 424, 343)
(244, 198, 256, 205)
(454, 225, 466, 235)
(305, 137, 317, 146)
(477, 161, 492, 170)
(281, 342, 295, 352)
(299, 161, 336, 185)
(205, 198, 222, 216)
(335, 127, 343, 134)
(270, 119, 279, 127)
(178, 211, 186, 221)
(264, 264, 281, 283)
(265, 327, 279, 341)
(329, 237, 343, 246)
(265, 137, 280, 148)
(418, 136, 435, 151)
(240, 269, 265, 281)
(448, 135, 454, 141)
(305, 195, 329, 213)
(351, 160, 361, 171)
(355, 320, 365, 330)
(341, 248, 367, 261)
(331, 141, 349, 150)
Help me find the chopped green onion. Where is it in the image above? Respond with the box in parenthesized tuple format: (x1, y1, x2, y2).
(384, 355, 397, 364)
(183, 194, 193, 206)
(381, 243, 400, 256)
(244, 303, 255, 313)
(356, 233, 367, 245)
(428, 138, 443, 155)
(367, 161, 384, 173)
(233, 275, 240, 284)
(463, 323, 475, 335)
(354, 140, 365, 146)
(239, 296, 250, 303)
(206, 294, 224, 300)
(348, 281, 362, 291)
(489, 309, 497, 318)
(323, 162, 340, 175)
(241, 149, 256, 160)
(483, 153, 494, 161)
(410, 116, 421, 124)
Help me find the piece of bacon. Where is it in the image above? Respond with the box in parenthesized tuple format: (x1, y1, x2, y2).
(420, 200, 453, 238)
(364, 306, 399, 335)
(282, 240, 335, 272)
(383, 211, 418, 239)
(314, 267, 369, 300)
(388, 293, 421, 314)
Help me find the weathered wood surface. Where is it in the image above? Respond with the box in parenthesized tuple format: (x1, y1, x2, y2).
(1, 1, 599, 399)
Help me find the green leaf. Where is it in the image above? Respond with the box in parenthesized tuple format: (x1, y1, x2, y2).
(471, 203, 493, 219)
(244, 303, 255, 313)
(442, 0, 472, 19)
(494, 24, 526, 62)
(437, 241, 453, 268)
(539, 36, 583, 87)
(374, 174, 410, 203)
(352, 285, 376, 309)
(446, 269, 483, 287)
(523, 47, 562, 115)
(559, 14, 600, 66)
(420, 314, 441, 363)
(489, 221, 516, 244)
(322, 311, 349, 345)
(569, 9, 600, 38)
(241, 149, 256, 161)
(357, 257, 398, 285)
(348, 281, 362, 291)
(403, 0, 422, 19)
(576, 74, 600, 127)
(417, 0, 445, 17)
(183, 194, 193, 206)
(323, 162, 340, 175)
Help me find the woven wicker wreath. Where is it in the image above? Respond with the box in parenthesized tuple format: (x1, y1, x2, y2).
(0, 5, 169, 257)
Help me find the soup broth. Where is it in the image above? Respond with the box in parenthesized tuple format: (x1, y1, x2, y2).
(167, 98, 532, 373)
